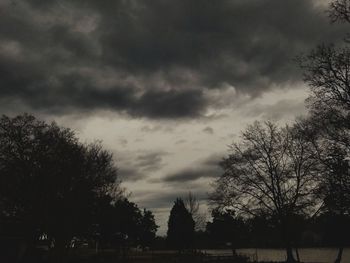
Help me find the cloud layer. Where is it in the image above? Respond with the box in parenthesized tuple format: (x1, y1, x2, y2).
(0, 0, 346, 118)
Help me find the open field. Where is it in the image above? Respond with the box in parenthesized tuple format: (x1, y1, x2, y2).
(205, 248, 350, 263)
(34, 248, 348, 263)
(34, 249, 249, 263)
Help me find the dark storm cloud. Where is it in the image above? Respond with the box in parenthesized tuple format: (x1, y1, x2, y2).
(131, 89, 206, 118)
(0, 0, 347, 118)
(162, 154, 223, 183)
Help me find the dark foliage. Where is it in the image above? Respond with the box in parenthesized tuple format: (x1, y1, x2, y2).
(167, 198, 195, 250)
(0, 114, 118, 262)
(206, 209, 248, 251)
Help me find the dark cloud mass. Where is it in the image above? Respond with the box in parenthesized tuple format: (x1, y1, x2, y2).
(0, 0, 347, 118)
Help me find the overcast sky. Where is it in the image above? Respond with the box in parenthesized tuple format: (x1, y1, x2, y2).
(0, 0, 347, 234)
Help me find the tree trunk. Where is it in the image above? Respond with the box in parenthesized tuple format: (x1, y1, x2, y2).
(295, 247, 301, 262)
(95, 240, 99, 254)
(231, 247, 237, 256)
(281, 220, 297, 263)
(334, 247, 343, 263)
(286, 246, 297, 262)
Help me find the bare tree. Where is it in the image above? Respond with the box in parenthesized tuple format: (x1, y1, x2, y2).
(321, 147, 350, 263)
(300, 44, 350, 112)
(185, 192, 206, 231)
(295, 2, 350, 261)
(295, 115, 350, 263)
(210, 121, 318, 263)
(297, 25, 350, 262)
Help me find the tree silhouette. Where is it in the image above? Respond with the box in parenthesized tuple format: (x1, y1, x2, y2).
(247, 213, 280, 248)
(297, 2, 350, 260)
(94, 197, 158, 252)
(139, 209, 158, 250)
(114, 198, 143, 248)
(300, 44, 350, 114)
(167, 198, 195, 251)
(211, 121, 318, 262)
(185, 192, 206, 231)
(296, 113, 350, 263)
(0, 114, 120, 262)
(206, 208, 247, 254)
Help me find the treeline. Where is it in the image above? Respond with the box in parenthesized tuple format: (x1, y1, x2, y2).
(162, 198, 350, 251)
(0, 115, 158, 262)
(200, 210, 350, 249)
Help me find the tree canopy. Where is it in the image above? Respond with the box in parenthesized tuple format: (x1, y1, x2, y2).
(0, 114, 120, 261)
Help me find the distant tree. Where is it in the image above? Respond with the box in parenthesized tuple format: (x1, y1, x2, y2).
(185, 192, 206, 231)
(206, 208, 247, 254)
(0, 114, 120, 262)
(167, 198, 195, 251)
(316, 211, 350, 256)
(95, 197, 158, 252)
(153, 236, 167, 250)
(211, 121, 318, 262)
(139, 209, 158, 250)
(247, 213, 280, 248)
(321, 146, 350, 217)
(111, 198, 143, 248)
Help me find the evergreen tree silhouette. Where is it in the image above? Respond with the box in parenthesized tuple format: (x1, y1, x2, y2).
(166, 198, 195, 251)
